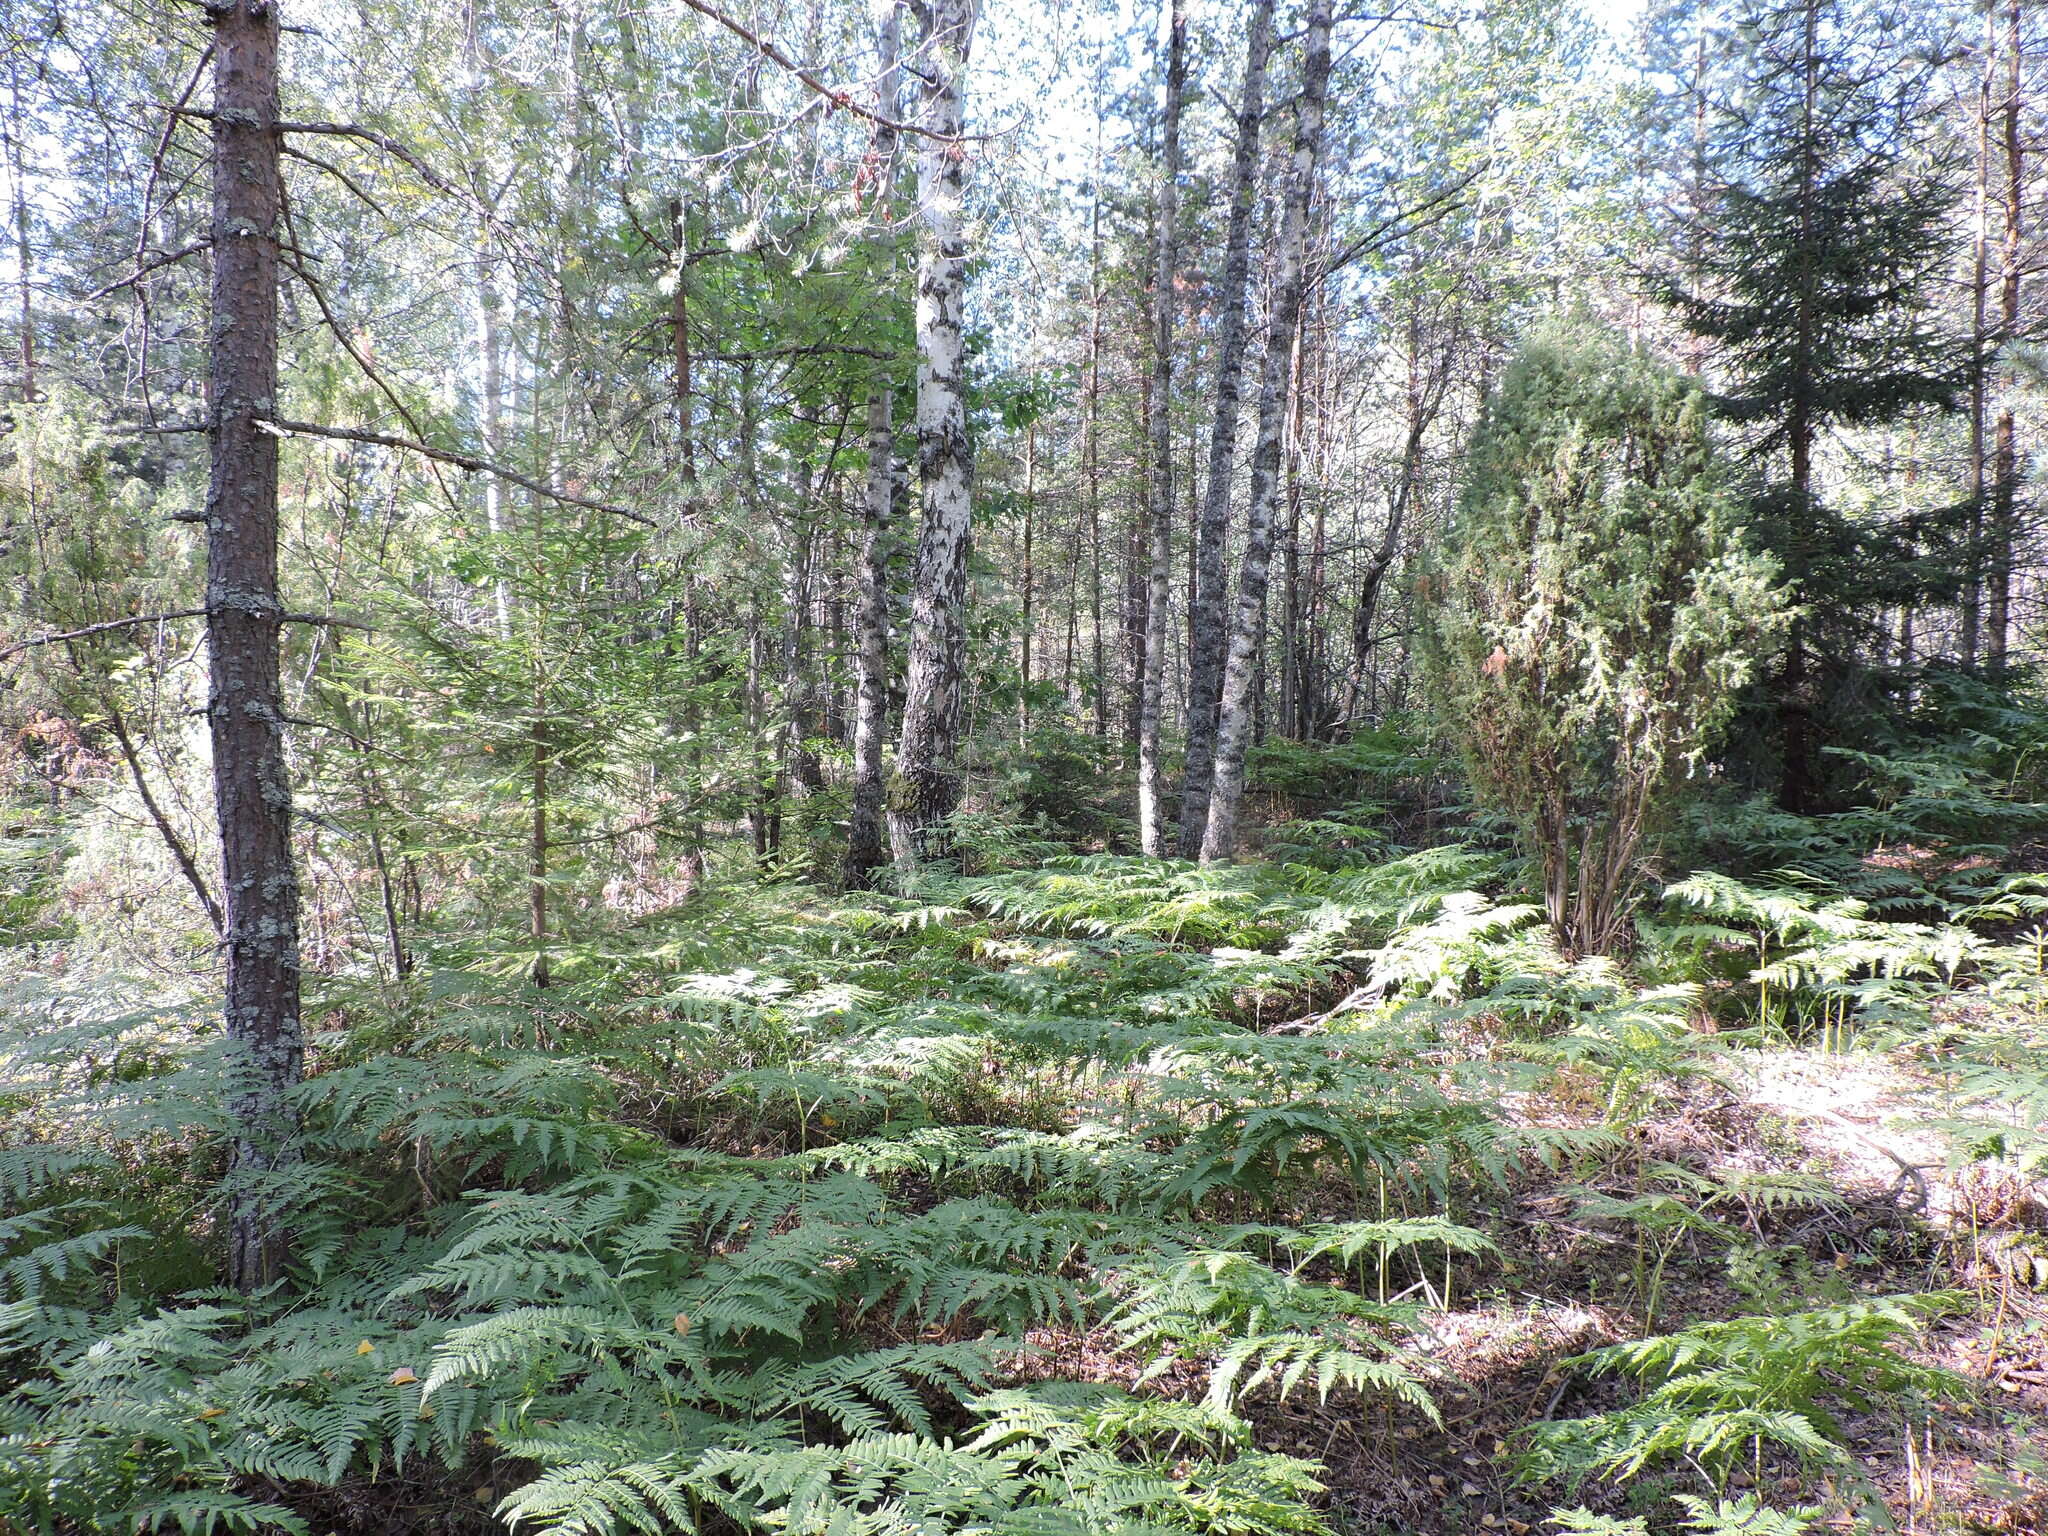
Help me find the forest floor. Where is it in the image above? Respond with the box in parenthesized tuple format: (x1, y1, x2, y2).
(982, 1007, 2048, 1536)
(1285, 1037, 2048, 1535)
(8, 842, 2048, 1536)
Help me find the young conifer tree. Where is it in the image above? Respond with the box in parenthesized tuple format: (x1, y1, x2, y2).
(1418, 322, 1791, 957)
(1661, 0, 1964, 809)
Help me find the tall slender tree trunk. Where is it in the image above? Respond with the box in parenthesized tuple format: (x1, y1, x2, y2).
(1123, 446, 1147, 751)
(3, 40, 32, 404)
(845, 0, 904, 887)
(1176, 0, 1274, 856)
(1019, 420, 1035, 735)
(1137, 0, 1185, 856)
(206, 0, 301, 1292)
(669, 196, 696, 490)
(1990, 0, 2024, 672)
(1084, 169, 1106, 736)
(476, 234, 513, 640)
(1964, 13, 1993, 667)
(1203, 0, 1331, 862)
(846, 386, 900, 887)
(669, 197, 707, 893)
(1777, 0, 1822, 814)
(888, 0, 979, 869)
(528, 658, 551, 988)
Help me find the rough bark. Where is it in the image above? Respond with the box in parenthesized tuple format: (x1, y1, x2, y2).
(205, 0, 302, 1292)
(1137, 0, 1185, 856)
(887, 0, 978, 870)
(1176, 0, 1274, 856)
(1964, 10, 1992, 667)
(1202, 0, 1331, 863)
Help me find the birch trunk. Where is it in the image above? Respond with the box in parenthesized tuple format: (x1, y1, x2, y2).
(844, 0, 904, 890)
(205, 0, 302, 1291)
(1202, 0, 1332, 863)
(1138, 0, 1186, 856)
(1176, 0, 1274, 856)
(844, 385, 901, 885)
(888, 0, 978, 870)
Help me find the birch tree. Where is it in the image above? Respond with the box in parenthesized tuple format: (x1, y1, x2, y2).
(888, 0, 979, 868)
(1202, 0, 1332, 862)
(1176, 0, 1273, 857)
(1137, 0, 1186, 856)
(843, 1, 905, 886)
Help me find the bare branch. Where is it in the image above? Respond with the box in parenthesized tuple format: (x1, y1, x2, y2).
(261, 419, 659, 526)
(82, 241, 212, 302)
(0, 611, 205, 660)
(280, 142, 388, 216)
(0, 608, 369, 662)
(673, 0, 967, 143)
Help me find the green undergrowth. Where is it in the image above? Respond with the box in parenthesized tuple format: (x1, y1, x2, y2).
(0, 840, 2042, 1535)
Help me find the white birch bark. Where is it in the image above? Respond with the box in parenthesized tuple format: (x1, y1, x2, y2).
(1138, 0, 1186, 856)
(1203, 0, 1333, 862)
(888, 0, 978, 870)
(1176, 0, 1275, 857)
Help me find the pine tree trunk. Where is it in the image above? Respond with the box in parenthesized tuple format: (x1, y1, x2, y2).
(1990, 0, 2023, 672)
(1777, 0, 1822, 815)
(1964, 13, 1993, 667)
(1176, 0, 1274, 856)
(206, 0, 302, 1293)
(1137, 0, 1185, 857)
(889, 0, 978, 870)
(1202, 0, 1331, 862)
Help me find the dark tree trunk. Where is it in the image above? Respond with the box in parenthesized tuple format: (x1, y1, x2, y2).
(1990, 0, 2023, 671)
(205, 0, 302, 1292)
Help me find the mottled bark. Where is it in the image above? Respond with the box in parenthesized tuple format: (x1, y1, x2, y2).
(888, 0, 978, 870)
(205, 0, 302, 1291)
(1137, 0, 1185, 857)
(1202, 0, 1331, 862)
(845, 387, 900, 887)
(843, 0, 904, 888)
(1019, 420, 1035, 734)
(1176, 0, 1273, 857)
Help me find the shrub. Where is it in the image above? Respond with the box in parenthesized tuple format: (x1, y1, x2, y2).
(1417, 320, 1791, 956)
